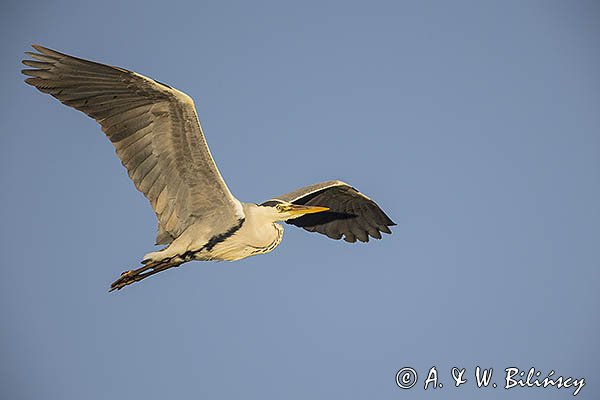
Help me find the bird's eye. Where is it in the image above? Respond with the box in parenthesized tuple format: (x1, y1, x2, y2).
(275, 204, 284, 212)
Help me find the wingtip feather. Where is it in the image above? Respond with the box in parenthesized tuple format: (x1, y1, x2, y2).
(31, 44, 47, 52)
(31, 44, 66, 59)
(22, 59, 51, 69)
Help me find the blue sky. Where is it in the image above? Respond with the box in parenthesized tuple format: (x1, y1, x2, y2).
(1, 1, 599, 399)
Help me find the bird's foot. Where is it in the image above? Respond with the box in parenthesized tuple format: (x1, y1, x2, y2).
(109, 269, 140, 292)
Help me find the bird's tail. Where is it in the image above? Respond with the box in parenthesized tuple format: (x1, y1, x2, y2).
(109, 258, 182, 292)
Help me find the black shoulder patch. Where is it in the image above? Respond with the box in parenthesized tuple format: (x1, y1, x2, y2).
(202, 218, 245, 252)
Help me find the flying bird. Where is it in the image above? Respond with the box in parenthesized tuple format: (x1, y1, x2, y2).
(22, 45, 395, 291)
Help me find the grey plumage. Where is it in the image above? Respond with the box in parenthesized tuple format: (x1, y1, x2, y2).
(264, 180, 395, 243)
(23, 45, 242, 246)
(22, 45, 396, 291)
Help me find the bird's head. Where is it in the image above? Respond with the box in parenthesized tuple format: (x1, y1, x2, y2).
(259, 200, 329, 222)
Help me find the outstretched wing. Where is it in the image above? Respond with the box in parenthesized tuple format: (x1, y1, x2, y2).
(264, 180, 395, 243)
(22, 45, 243, 245)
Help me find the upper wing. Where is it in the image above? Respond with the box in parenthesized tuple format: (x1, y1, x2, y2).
(265, 180, 395, 243)
(22, 45, 243, 245)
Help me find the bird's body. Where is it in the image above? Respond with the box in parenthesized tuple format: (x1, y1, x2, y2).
(22, 45, 396, 291)
(199, 203, 285, 261)
(146, 203, 283, 263)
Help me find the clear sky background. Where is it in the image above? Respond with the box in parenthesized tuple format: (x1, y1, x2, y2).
(0, 1, 598, 399)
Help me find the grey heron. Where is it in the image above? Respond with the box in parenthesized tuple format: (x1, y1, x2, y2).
(22, 45, 396, 291)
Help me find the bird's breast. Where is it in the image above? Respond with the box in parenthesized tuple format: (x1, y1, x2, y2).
(203, 222, 284, 261)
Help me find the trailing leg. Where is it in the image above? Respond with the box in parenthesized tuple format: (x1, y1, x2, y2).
(109, 258, 183, 292)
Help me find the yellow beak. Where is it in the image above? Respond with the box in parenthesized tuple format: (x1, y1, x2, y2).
(287, 204, 329, 216)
